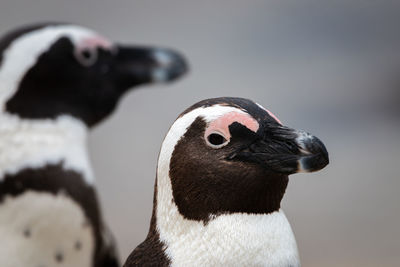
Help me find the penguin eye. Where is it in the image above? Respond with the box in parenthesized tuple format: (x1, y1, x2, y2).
(206, 132, 229, 149)
(75, 48, 98, 67)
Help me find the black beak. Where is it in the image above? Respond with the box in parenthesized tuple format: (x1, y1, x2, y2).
(229, 124, 329, 175)
(113, 45, 188, 90)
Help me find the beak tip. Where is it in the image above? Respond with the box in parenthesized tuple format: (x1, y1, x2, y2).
(296, 133, 329, 173)
(151, 49, 189, 83)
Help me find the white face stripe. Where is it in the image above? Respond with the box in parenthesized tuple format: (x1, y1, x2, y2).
(0, 113, 94, 183)
(156, 105, 299, 266)
(0, 25, 111, 109)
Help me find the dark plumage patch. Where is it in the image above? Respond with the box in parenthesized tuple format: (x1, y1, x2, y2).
(169, 117, 288, 222)
(23, 228, 31, 238)
(5, 36, 122, 127)
(55, 252, 64, 263)
(124, 226, 169, 267)
(0, 163, 120, 267)
(75, 240, 82, 251)
(124, 179, 170, 267)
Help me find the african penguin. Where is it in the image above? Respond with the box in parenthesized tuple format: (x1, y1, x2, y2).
(124, 97, 329, 267)
(0, 23, 187, 267)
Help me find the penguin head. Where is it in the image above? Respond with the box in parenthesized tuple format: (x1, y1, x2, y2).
(0, 23, 188, 127)
(158, 97, 329, 222)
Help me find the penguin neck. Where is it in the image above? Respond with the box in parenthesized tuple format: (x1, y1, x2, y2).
(153, 171, 300, 266)
(0, 112, 94, 183)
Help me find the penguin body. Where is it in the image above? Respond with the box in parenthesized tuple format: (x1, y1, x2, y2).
(0, 23, 187, 267)
(0, 190, 95, 267)
(125, 97, 328, 267)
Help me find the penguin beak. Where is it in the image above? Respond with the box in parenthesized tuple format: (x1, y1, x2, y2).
(113, 45, 188, 90)
(229, 124, 329, 175)
(293, 130, 329, 173)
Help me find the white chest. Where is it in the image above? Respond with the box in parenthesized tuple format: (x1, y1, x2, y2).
(161, 211, 300, 267)
(0, 191, 95, 267)
(0, 114, 93, 183)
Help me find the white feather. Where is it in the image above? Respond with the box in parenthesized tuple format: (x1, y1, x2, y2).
(0, 113, 94, 183)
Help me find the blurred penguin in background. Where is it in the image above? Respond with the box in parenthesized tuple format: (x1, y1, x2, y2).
(0, 22, 188, 267)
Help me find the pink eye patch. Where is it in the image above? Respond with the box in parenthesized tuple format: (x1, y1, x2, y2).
(76, 35, 113, 53)
(205, 111, 259, 140)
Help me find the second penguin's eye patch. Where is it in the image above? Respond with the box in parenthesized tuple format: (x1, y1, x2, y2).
(74, 35, 114, 67)
(74, 47, 98, 66)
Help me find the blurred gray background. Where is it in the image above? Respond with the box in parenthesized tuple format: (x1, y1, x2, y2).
(1, 0, 399, 266)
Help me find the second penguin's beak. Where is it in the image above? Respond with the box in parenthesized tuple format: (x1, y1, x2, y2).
(113, 45, 188, 90)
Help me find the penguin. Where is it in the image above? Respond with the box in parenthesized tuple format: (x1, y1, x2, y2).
(0, 23, 187, 267)
(124, 97, 329, 267)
